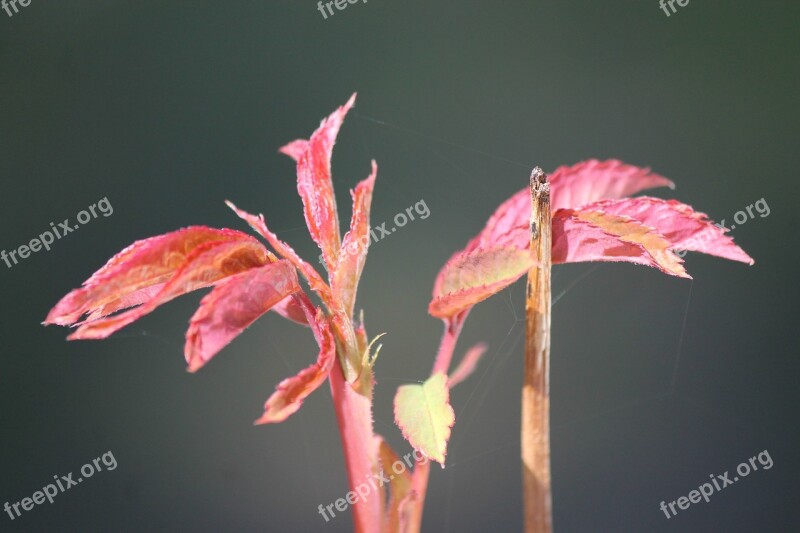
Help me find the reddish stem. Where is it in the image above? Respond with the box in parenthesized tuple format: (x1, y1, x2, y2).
(404, 314, 466, 533)
(404, 460, 430, 533)
(329, 361, 382, 532)
(432, 314, 466, 375)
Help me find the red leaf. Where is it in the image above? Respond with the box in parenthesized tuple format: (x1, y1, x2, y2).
(465, 188, 529, 253)
(45, 227, 267, 327)
(332, 160, 377, 317)
(578, 197, 754, 264)
(429, 247, 533, 319)
(279, 139, 309, 161)
(255, 313, 336, 424)
(552, 208, 689, 277)
(184, 261, 301, 372)
(295, 94, 357, 270)
(67, 240, 270, 339)
(448, 342, 488, 388)
(428, 161, 755, 309)
(464, 160, 674, 254)
(550, 159, 674, 211)
(226, 201, 336, 307)
(272, 294, 313, 326)
(85, 284, 167, 322)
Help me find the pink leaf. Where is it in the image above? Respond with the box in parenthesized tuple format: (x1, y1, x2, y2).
(45, 227, 263, 326)
(272, 294, 312, 326)
(184, 260, 301, 372)
(85, 284, 167, 321)
(578, 197, 754, 264)
(464, 160, 674, 254)
(255, 313, 336, 424)
(295, 94, 357, 270)
(67, 240, 270, 340)
(279, 139, 309, 161)
(429, 247, 534, 319)
(552, 208, 689, 277)
(448, 342, 488, 388)
(226, 201, 336, 307)
(332, 160, 377, 317)
(550, 159, 674, 212)
(466, 189, 529, 253)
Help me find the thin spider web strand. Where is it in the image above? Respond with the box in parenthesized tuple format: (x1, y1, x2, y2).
(669, 280, 694, 393)
(552, 265, 603, 306)
(353, 113, 532, 169)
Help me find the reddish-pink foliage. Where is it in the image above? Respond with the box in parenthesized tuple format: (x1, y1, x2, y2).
(429, 160, 753, 319)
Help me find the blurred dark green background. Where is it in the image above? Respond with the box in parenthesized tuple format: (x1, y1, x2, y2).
(1, 1, 798, 531)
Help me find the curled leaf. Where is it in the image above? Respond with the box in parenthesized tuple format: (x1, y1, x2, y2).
(332, 160, 377, 317)
(255, 314, 336, 424)
(66, 240, 271, 340)
(45, 227, 263, 326)
(271, 293, 312, 326)
(295, 94, 357, 270)
(184, 261, 301, 372)
(226, 201, 335, 306)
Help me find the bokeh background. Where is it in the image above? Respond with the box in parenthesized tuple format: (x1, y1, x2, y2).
(1, 1, 798, 531)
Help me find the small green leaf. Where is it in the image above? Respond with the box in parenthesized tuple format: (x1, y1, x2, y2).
(394, 373, 455, 465)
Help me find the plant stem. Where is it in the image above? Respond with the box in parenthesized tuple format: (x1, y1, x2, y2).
(404, 460, 430, 533)
(432, 315, 465, 375)
(403, 315, 465, 533)
(522, 168, 553, 533)
(329, 361, 382, 532)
